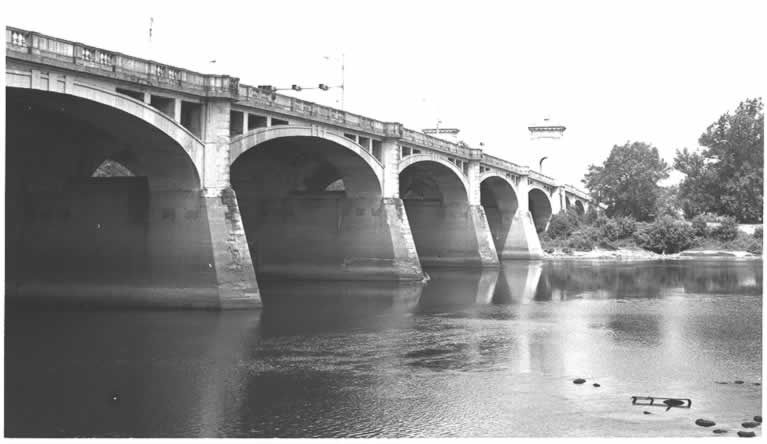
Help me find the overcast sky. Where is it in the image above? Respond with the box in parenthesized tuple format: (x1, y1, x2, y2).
(4, 0, 765, 187)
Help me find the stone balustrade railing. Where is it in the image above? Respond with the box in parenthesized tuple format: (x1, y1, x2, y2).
(6, 27, 238, 98)
(563, 184, 591, 201)
(481, 154, 528, 176)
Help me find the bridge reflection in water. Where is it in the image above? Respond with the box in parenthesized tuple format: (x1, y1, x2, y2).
(5, 259, 762, 437)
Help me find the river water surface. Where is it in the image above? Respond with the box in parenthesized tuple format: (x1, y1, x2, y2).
(5, 259, 762, 437)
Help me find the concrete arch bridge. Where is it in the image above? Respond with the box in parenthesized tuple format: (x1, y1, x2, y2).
(5, 27, 593, 309)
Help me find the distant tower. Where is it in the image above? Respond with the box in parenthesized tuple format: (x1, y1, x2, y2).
(528, 117, 566, 176)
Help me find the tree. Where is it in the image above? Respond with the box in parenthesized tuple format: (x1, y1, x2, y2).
(674, 98, 764, 222)
(583, 141, 670, 221)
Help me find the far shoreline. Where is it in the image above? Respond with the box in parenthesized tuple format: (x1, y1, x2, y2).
(542, 247, 762, 261)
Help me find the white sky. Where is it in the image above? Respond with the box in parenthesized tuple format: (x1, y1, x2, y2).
(3, 0, 765, 187)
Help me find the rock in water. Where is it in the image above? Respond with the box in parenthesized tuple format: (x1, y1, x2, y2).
(754, 416, 762, 423)
(695, 419, 716, 427)
(573, 378, 586, 384)
(735, 380, 745, 384)
(593, 383, 601, 387)
(713, 429, 728, 434)
(742, 422, 759, 428)
(738, 431, 756, 437)
(643, 411, 652, 415)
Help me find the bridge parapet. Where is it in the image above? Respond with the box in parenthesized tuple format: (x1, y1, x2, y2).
(481, 154, 528, 176)
(562, 184, 591, 201)
(6, 27, 238, 98)
(528, 170, 557, 188)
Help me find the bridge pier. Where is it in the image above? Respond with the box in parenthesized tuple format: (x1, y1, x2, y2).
(497, 175, 544, 260)
(202, 188, 262, 308)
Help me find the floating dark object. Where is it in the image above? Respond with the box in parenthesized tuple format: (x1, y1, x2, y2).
(735, 380, 745, 384)
(754, 383, 761, 386)
(593, 383, 601, 387)
(755, 416, 762, 423)
(713, 429, 728, 434)
(631, 396, 692, 410)
(742, 422, 759, 428)
(695, 419, 716, 427)
(643, 411, 652, 415)
(573, 378, 586, 384)
(715, 381, 729, 384)
(738, 431, 756, 437)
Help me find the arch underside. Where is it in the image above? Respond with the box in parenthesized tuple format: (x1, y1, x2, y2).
(231, 136, 412, 280)
(574, 199, 585, 215)
(6, 88, 218, 302)
(481, 176, 519, 255)
(400, 160, 484, 266)
(529, 188, 553, 233)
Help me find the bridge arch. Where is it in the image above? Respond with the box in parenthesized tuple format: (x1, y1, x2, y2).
(7, 82, 205, 184)
(231, 126, 384, 191)
(528, 186, 553, 233)
(398, 155, 483, 265)
(574, 199, 585, 215)
(479, 173, 519, 254)
(398, 154, 470, 199)
(229, 125, 404, 280)
(6, 85, 217, 300)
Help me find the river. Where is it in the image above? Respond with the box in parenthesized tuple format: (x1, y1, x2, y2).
(4, 259, 762, 437)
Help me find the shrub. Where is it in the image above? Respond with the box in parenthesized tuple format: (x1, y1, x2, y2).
(547, 211, 580, 239)
(691, 215, 709, 237)
(593, 214, 610, 228)
(746, 238, 763, 255)
(614, 216, 637, 239)
(712, 216, 739, 242)
(754, 226, 763, 240)
(598, 219, 619, 241)
(596, 216, 636, 241)
(566, 227, 600, 251)
(634, 216, 696, 254)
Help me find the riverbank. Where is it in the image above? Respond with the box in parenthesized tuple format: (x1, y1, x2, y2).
(543, 247, 762, 260)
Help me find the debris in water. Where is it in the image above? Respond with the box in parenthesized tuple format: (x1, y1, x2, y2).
(737, 431, 756, 437)
(631, 396, 691, 410)
(573, 378, 586, 384)
(695, 419, 716, 427)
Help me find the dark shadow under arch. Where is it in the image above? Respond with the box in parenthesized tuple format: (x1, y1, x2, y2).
(480, 177, 519, 255)
(529, 188, 553, 233)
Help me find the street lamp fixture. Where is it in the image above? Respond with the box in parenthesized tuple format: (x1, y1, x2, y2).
(256, 83, 341, 100)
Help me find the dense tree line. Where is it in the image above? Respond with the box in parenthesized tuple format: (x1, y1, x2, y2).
(675, 98, 763, 223)
(582, 98, 763, 223)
